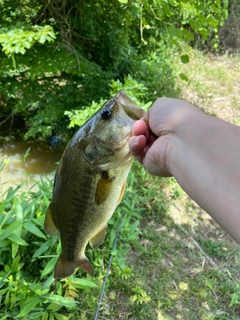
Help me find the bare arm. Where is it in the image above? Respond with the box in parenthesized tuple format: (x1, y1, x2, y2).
(129, 98, 240, 244)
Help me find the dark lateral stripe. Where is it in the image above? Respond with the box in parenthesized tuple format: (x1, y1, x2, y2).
(65, 169, 98, 261)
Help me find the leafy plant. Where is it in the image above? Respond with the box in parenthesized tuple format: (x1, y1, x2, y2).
(130, 286, 151, 305)
(0, 153, 151, 318)
(0, 175, 99, 319)
(0, 0, 229, 141)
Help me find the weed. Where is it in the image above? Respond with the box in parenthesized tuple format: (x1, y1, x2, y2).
(1, 52, 240, 319)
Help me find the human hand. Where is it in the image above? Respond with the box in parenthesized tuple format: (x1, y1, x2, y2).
(130, 97, 240, 245)
(129, 98, 203, 176)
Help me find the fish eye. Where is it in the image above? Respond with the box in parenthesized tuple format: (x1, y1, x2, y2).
(101, 108, 112, 120)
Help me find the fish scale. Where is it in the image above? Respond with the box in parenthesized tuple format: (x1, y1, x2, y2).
(44, 91, 148, 279)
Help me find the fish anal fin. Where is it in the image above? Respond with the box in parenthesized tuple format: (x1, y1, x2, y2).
(89, 225, 107, 249)
(54, 255, 94, 279)
(117, 180, 126, 206)
(44, 204, 60, 236)
(95, 172, 114, 206)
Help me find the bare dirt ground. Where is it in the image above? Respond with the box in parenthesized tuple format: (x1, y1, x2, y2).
(179, 52, 240, 124)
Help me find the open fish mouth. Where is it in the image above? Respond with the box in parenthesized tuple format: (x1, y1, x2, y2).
(117, 90, 147, 121)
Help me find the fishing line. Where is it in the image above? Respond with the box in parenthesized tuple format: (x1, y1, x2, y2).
(93, 204, 126, 320)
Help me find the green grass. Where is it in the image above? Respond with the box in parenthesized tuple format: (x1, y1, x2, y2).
(176, 49, 240, 124)
(83, 51, 240, 320)
(1, 50, 240, 319)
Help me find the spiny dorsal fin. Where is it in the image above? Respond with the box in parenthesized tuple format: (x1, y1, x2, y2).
(44, 204, 60, 236)
(89, 225, 107, 249)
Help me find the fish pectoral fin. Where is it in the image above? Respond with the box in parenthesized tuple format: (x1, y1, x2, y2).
(89, 225, 107, 249)
(44, 204, 60, 236)
(95, 173, 114, 206)
(54, 255, 94, 279)
(117, 180, 126, 206)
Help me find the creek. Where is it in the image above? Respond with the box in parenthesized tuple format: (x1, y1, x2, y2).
(0, 140, 62, 196)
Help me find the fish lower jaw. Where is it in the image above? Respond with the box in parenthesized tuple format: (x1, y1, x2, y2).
(113, 133, 132, 151)
(98, 153, 132, 170)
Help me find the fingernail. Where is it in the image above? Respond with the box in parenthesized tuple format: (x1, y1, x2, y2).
(133, 136, 140, 146)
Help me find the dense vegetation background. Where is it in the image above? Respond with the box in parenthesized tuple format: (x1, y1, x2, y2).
(0, 0, 235, 143)
(1, 1, 240, 319)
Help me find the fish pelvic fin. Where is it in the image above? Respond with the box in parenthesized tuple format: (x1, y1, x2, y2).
(44, 204, 60, 236)
(89, 225, 107, 249)
(54, 255, 94, 279)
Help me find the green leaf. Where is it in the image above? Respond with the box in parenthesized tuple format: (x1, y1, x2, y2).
(71, 278, 98, 288)
(131, 239, 147, 253)
(0, 271, 11, 289)
(162, 4, 173, 17)
(129, 220, 139, 236)
(44, 294, 76, 308)
(11, 242, 19, 259)
(32, 238, 54, 258)
(41, 257, 58, 278)
(189, 20, 199, 31)
(0, 221, 20, 241)
(39, 35, 46, 44)
(167, 25, 177, 38)
(17, 296, 41, 318)
(41, 275, 55, 290)
(54, 313, 69, 320)
(182, 28, 194, 42)
(0, 200, 8, 225)
(179, 73, 189, 82)
(11, 256, 22, 272)
(230, 293, 240, 306)
(49, 314, 55, 320)
(19, 47, 26, 54)
(8, 233, 28, 245)
(143, 101, 152, 111)
(118, 0, 128, 3)
(180, 54, 190, 64)
(199, 28, 208, 39)
(23, 221, 46, 239)
(14, 198, 23, 220)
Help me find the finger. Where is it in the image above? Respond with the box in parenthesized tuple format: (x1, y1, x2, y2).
(132, 120, 148, 136)
(129, 135, 147, 155)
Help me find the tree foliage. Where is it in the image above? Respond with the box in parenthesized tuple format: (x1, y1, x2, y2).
(0, 0, 228, 141)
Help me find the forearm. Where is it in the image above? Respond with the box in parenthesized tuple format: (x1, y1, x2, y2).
(168, 112, 240, 243)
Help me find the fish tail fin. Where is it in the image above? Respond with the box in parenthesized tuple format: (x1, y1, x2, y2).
(54, 255, 94, 279)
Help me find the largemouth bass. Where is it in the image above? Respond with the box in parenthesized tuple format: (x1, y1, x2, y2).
(44, 91, 147, 279)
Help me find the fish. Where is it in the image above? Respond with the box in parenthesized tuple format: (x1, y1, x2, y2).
(44, 90, 148, 279)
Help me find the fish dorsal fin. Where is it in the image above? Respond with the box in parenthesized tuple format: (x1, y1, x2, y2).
(117, 180, 126, 206)
(95, 171, 114, 206)
(89, 225, 107, 249)
(44, 204, 60, 236)
(54, 254, 94, 279)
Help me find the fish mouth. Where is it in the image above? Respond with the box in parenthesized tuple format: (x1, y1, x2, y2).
(117, 90, 148, 123)
(96, 132, 132, 171)
(113, 132, 132, 151)
(97, 132, 131, 153)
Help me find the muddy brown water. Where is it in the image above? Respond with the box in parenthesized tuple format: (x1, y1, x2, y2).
(0, 140, 62, 196)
